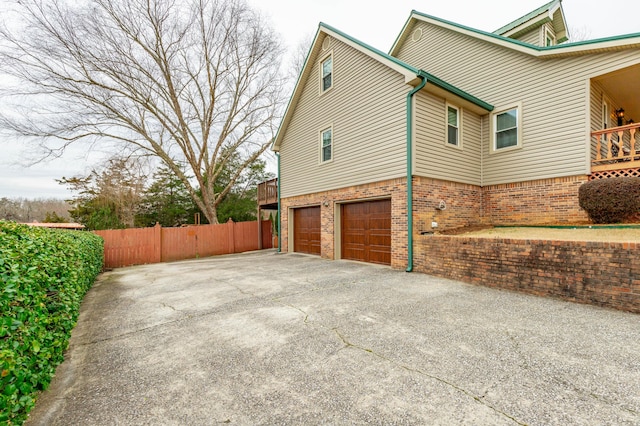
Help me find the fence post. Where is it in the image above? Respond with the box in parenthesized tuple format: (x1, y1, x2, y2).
(227, 218, 235, 254)
(154, 222, 162, 263)
(257, 207, 263, 250)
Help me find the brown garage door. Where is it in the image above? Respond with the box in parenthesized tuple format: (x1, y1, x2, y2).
(293, 206, 321, 255)
(341, 199, 391, 265)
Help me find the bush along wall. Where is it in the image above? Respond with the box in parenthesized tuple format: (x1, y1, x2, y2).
(579, 177, 640, 223)
(0, 221, 104, 425)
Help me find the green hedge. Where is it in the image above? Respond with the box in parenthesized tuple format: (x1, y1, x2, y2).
(578, 177, 640, 224)
(0, 221, 103, 425)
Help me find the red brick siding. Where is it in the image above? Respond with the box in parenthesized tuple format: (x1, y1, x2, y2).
(280, 178, 408, 268)
(483, 175, 589, 225)
(413, 176, 484, 232)
(415, 236, 640, 314)
(281, 175, 592, 268)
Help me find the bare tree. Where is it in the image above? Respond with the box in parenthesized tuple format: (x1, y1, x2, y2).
(0, 0, 286, 224)
(288, 33, 314, 81)
(567, 26, 592, 43)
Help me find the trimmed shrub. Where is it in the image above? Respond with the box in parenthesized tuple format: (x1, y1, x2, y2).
(578, 177, 640, 223)
(0, 222, 103, 425)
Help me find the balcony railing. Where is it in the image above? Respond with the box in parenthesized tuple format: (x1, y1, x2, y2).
(257, 178, 278, 207)
(591, 122, 640, 172)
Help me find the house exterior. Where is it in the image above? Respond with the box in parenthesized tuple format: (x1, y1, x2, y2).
(270, 0, 640, 270)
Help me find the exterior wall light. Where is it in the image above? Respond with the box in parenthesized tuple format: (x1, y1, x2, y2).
(615, 108, 625, 126)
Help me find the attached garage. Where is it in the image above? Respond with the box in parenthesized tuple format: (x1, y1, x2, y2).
(341, 199, 391, 265)
(293, 206, 321, 255)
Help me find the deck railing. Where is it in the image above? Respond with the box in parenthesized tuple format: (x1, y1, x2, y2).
(257, 178, 278, 206)
(591, 122, 640, 172)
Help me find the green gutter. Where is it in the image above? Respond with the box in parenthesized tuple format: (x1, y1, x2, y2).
(276, 152, 282, 253)
(406, 72, 428, 272)
(422, 72, 493, 111)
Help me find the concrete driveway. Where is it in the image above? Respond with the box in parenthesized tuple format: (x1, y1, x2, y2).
(26, 250, 640, 425)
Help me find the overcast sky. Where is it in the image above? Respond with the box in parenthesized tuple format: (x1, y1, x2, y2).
(1, 0, 639, 199)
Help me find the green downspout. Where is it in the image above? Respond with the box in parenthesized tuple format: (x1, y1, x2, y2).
(406, 72, 427, 272)
(276, 152, 282, 253)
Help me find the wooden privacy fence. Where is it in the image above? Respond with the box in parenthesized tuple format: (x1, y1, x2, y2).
(95, 220, 273, 268)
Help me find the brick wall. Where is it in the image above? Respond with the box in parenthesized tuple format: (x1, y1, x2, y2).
(280, 178, 408, 268)
(280, 175, 592, 268)
(483, 175, 589, 224)
(413, 176, 484, 232)
(415, 236, 640, 313)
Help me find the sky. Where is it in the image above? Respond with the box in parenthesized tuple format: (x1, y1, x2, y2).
(1, 0, 639, 199)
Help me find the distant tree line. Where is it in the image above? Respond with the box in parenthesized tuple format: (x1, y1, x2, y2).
(0, 197, 71, 223)
(0, 156, 273, 230)
(57, 156, 273, 231)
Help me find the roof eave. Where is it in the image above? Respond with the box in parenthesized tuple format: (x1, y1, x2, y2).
(394, 11, 640, 60)
(494, 0, 558, 35)
(272, 23, 419, 152)
(272, 25, 322, 152)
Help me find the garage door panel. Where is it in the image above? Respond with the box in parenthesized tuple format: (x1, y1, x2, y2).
(294, 206, 321, 255)
(368, 234, 391, 246)
(341, 199, 391, 265)
(343, 232, 365, 244)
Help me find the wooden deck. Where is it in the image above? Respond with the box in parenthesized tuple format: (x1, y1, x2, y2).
(592, 122, 640, 173)
(257, 178, 278, 207)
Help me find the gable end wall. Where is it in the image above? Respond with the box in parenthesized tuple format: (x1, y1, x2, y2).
(278, 36, 411, 199)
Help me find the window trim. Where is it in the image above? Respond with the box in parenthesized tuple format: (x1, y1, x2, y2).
(490, 103, 523, 153)
(445, 103, 463, 149)
(601, 97, 611, 130)
(319, 53, 333, 94)
(319, 126, 333, 164)
(544, 27, 556, 47)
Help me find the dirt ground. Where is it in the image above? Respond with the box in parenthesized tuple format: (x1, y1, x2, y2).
(441, 225, 640, 242)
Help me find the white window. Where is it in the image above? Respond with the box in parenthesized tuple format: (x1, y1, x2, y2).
(492, 104, 522, 151)
(446, 104, 460, 147)
(321, 127, 332, 162)
(321, 55, 332, 92)
(545, 29, 556, 46)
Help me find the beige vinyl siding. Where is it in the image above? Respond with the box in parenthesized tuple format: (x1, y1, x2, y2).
(394, 21, 640, 186)
(517, 28, 541, 46)
(279, 36, 410, 198)
(414, 91, 482, 185)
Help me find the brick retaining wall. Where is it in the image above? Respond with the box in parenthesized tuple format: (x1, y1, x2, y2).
(415, 236, 640, 313)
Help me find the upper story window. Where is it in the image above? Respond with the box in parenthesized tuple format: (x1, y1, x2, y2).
(492, 104, 522, 151)
(321, 55, 333, 92)
(321, 127, 332, 162)
(447, 104, 460, 147)
(545, 29, 556, 46)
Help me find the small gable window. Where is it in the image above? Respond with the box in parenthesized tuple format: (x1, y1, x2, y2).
(447, 105, 460, 147)
(545, 29, 556, 46)
(492, 104, 522, 151)
(321, 127, 332, 162)
(321, 55, 332, 92)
